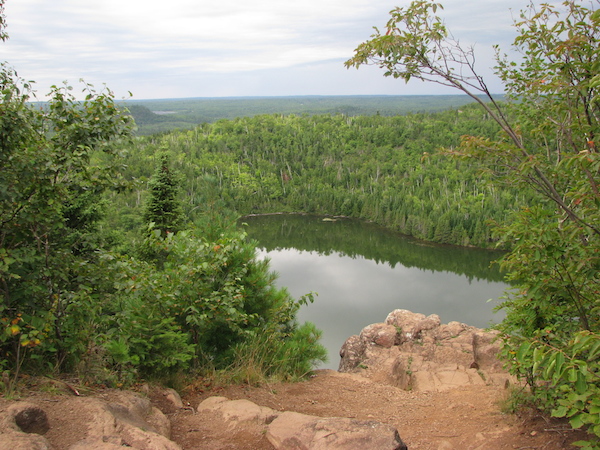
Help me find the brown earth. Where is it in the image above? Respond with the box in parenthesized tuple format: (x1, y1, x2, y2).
(0, 370, 589, 450)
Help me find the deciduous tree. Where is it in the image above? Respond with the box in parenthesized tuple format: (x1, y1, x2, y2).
(346, 0, 600, 443)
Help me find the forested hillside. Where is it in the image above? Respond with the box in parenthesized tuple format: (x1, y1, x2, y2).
(123, 95, 499, 135)
(106, 103, 530, 249)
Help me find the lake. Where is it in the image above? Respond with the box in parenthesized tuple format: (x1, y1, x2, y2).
(242, 214, 510, 369)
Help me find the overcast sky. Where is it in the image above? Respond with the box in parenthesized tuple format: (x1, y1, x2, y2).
(2, 0, 529, 100)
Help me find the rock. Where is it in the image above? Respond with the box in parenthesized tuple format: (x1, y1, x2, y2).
(359, 323, 398, 348)
(0, 402, 52, 450)
(385, 310, 444, 344)
(0, 433, 51, 450)
(3, 402, 50, 434)
(163, 388, 184, 409)
(267, 411, 407, 450)
(473, 330, 503, 371)
(434, 321, 470, 341)
(197, 396, 277, 426)
(338, 334, 364, 372)
(67, 392, 180, 450)
(197, 396, 407, 450)
(340, 309, 514, 392)
(19, 392, 180, 450)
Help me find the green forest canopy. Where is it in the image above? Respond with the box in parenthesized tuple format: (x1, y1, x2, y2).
(108, 104, 527, 250)
(122, 94, 502, 135)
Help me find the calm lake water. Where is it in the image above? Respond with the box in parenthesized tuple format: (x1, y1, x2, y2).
(242, 214, 510, 369)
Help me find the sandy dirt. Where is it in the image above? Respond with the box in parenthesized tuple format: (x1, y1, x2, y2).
(168, 370, 587, 449)
(1, 370, 590, 449)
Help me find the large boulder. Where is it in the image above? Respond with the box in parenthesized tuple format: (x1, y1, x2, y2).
(385, 310, 441, 342)
(339, 309, 512, 392)
(197, 396, 277, 427)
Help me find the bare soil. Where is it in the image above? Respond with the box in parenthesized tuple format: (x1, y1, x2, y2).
(1, 370, 590, 449)
(170, 370, 588, 449)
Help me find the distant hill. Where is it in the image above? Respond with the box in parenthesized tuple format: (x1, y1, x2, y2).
(120, 95, 502, 136)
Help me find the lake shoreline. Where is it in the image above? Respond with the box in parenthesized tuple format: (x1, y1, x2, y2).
(240, 211, 505, 253)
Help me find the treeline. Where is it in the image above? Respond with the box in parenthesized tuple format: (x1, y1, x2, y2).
(107, 104, 530, 249)
(123, 95, 502, 135)
(242, 214, 506, 283)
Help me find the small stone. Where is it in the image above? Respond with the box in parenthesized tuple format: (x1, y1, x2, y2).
(164, 388, 184, 409)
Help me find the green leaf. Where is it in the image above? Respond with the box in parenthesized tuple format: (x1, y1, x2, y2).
(570, 413, 586, 429)
(552, 405, 568, 418)
(575, 372, 587, 395)
(516, 342, 532, 362)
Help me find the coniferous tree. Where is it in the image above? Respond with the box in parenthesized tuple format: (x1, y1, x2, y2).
(143, 154, 184, 235)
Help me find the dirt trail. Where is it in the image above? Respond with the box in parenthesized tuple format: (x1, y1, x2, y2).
(167, 369, 584, 449)
(0, 370, 588, 449)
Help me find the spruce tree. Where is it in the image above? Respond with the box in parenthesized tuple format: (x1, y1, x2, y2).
(143, 154, 184, 235)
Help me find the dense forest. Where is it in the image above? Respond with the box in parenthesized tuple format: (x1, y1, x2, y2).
(123, 94, 499, 135)
(105, 104, 529, 250)
(2, 0, 599, 445)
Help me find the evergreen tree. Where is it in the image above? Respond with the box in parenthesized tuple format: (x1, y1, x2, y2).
(143, 154, 184, 235)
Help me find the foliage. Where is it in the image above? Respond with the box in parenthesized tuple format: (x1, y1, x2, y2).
(347, 0, 600, 444)
(143, 153, 185, 236)
(507, 331, 600, 447)
(103, 228, 326, 381)
(224, 321, 327, 385)
(0, 5, 326, 390)
(0, 55, 134, 380)
(0, 1, 6, 44)
(106, 108, 530, 249)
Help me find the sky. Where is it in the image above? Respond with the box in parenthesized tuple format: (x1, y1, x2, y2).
(2, 0, 530, 100)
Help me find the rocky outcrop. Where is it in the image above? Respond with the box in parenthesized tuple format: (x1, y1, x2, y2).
(197, 396, 408, 449)
(0, 391, 180, 450)
(339, 309, 512, 392)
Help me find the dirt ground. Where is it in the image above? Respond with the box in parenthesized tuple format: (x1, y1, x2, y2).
(1, 369, 591, 449)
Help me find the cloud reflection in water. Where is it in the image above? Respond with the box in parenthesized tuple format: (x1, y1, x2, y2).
(257, 248, 508, 369)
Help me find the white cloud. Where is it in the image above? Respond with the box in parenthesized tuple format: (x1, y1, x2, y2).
(2, 0, 531, 99)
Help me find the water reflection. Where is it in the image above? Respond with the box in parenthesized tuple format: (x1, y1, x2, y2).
(243, 214, 510, 370)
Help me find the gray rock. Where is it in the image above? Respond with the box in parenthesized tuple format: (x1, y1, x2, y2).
(163, 388, 184, 409)
(0, 433, 51, 450)
(385, 309, 441, 342)
(3, 402, 50, 435)
(473, 330, 503, 371)
(0, 402, 52, 449)
(70, 392, 180, 450)
(338, 334, 365, 372)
